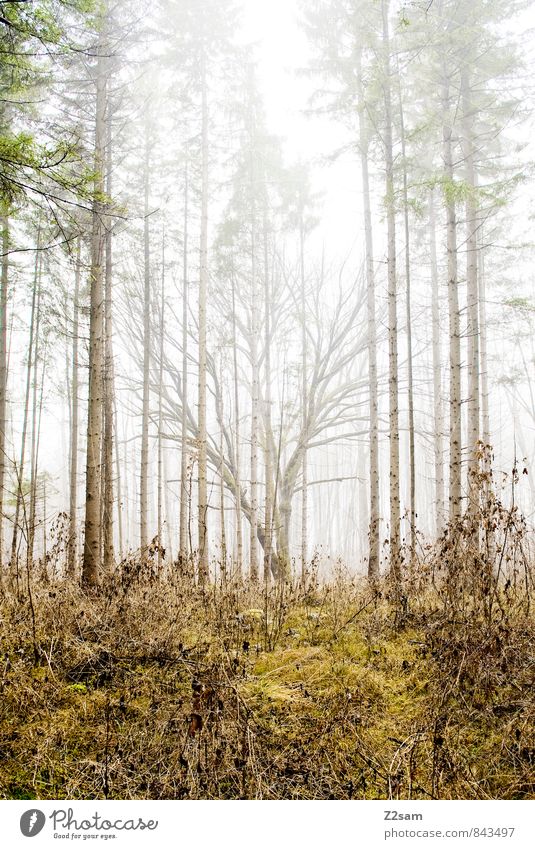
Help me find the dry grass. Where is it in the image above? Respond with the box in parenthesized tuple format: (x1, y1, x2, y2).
(0, 548, 534, 800)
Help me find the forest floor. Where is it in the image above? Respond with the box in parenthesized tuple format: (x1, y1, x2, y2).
(0, 565, 534, 800)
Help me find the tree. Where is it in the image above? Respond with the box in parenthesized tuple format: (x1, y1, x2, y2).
(301, 0, 387, 579)
(140, 117, 152, 555)
(160, 0, 240, 582)
(67, 237, 81, 577)
(82, 5, 110, 588)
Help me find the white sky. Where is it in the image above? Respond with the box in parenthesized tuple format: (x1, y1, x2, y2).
(241, 0, 364, 257)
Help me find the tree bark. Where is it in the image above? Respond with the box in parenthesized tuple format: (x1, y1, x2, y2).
(429, 190, 445, 533)
(179, 161, 189, 567)
(356, 47, 380, 581)
(300, 218, 308, 584)
(248, 83, 259, 584)
(461, 65, 480, 505)
(262, 215, 273, 583)
(442, 74, 462, 523)
(398, 86, 416, 556)
(382, 0, 401, 580)
(231, 266, 243, 576)
(197, 52, 209, 582)
(157, 234, 165, 571)
(103, 103, 114, 574)
(68, 238, 81, 578)
(10, 233, 40, 571)
(140, 121, 151, 555)
(82, 10, 108, 588)
(113, 393, 123, 560)
(0, 212, 9, 582)
(479, 249, 490, 451)
(27, 248, 42, 572)
(217, 354, 227, 578)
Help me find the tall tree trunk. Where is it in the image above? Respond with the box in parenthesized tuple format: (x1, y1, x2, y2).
(461, 66, 480, 504)
(103, 105, 114, 573)
(10, 237, 40, 570)
(263, 216, 273, 584)
(248, 94, 259, 584)
(231, 267, 243, 576)
(179, 161, 189, 568)
(442, 75, 462, 523)
(35, 353, 45, 567)
(163, 446, 173, 564)
(27, 253, 42, 572)
(249, 276, 260, 583)
(0, 212, 9, 581)
(140, 122, 151, 554)
(398, 87, 416, 556)
(197, 53, 209, 583)
(114, 393, 123, 560)
(382, 0, 401, 580)
(217, 354, 227, 579)
(357, 444, 369, 563)
(479, 249, 490, 451)
(68, 238, 81, 578)
(42, 473, 47, 564)
(83, 10, 108, 588)
(157, 235, 165, 571)
(356, 47, 380, 581)
(300, 219, 308, 584)
(429, 190, 445, 534)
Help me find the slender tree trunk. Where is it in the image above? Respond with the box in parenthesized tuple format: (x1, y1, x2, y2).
(0, 212, 9, 581)
(10, 239, 40, 570)
(357, 444, 369, 563)
(163, 446, 173, 564)
(442, 75, 462, 523)
(217, 355, 227, 579)
(197, 53, 209, 583)
(248, 101, 259, 584)
(429, 190, 445, 533)
(83, 11, 108, 588)
(122, 427, 129, 550)
(140, 122, 151, 554)
(479, 249, 490, 451)
(356, 48, 380, 581)
(131, 439, 137, 545)
(42, 474, 47, 564)
(382, 0, 401, 580)
(68, 238, 81, 578)
(179, 161, 189, 567)
(103, 105, 114, 573)
(300, 220, 308, 584)
(398, 87, 416, 556)
(249, 279, 260, 583)
(114, 394, 123, 560)
(263, 217, 273, 584)
(35, 353, 45, 567)
(461, 66, 480, 504)
(231, 268, 243, 576)
(27, 255, 42, 572)
(157, 235, 165, 571)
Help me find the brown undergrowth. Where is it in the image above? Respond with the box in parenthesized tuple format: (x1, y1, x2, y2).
(0, 493, 534, 799)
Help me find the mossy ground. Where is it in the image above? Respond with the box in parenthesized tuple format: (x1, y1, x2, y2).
(0, 574, 533, 799)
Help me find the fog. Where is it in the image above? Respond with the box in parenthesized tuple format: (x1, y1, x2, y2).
(1, 0, 534, 582)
